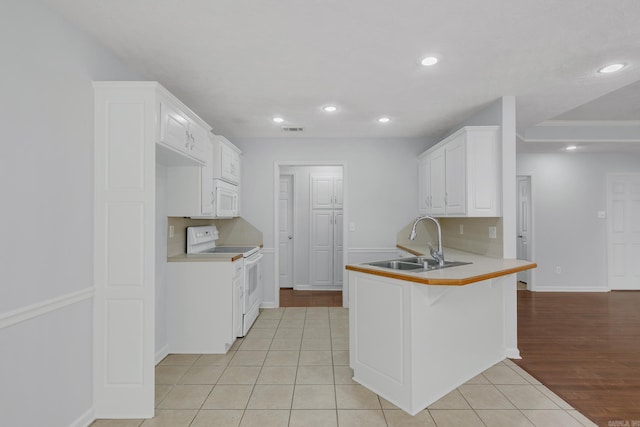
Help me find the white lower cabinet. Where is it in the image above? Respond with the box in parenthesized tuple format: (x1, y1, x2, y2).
(167, 259, 242, 354)
(418, 126, 501, 217)
(349, 271, 509, 415)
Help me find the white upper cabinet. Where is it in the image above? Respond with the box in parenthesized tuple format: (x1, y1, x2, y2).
(418, 126, 501, 217)
(211, 135, 241, 185)
(311, 175, 343, 210)
(159, 102, 209, 164)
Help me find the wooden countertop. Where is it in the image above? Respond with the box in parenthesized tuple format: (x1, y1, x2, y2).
(345, 244, 536, 286)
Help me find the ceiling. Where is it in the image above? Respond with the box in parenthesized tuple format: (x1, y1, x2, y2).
(43, 0, 640, 148)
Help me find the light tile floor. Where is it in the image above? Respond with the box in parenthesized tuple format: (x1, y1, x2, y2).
(92, 307, 597, 427)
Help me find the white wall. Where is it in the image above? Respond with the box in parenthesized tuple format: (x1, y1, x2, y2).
(0, 1, 141, 425)
(235, 137, 429, 306)
(517, 152, 640, 291)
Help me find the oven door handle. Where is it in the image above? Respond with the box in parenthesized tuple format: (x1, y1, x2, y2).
(244, 252, 263, 266)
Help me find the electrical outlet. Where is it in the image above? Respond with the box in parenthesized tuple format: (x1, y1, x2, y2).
(169, 225, 174, 238)
(555, 266, 562, 274)
(489, 226, 497, 239)
(459, 224, 464, 234)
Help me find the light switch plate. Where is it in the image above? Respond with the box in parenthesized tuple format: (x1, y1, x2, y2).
(597, 211, 606, 219)
(349, 222, 356, 232)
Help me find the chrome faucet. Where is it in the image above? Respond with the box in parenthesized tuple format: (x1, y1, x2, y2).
(409, 215, 445, 267)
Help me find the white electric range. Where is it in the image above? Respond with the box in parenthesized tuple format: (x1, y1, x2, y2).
(186, 226, 262, 336)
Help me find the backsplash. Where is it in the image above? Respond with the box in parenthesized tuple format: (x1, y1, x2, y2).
(397, 217, 503, 258)
(440, 217, 503, 258)
(166, 217, 263, 257)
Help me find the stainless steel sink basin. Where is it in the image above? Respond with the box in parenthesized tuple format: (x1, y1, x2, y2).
(366, 260, 424, 270)
(365, 257, 472, 272)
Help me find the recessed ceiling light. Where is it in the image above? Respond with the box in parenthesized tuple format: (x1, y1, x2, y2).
(273, 117, 284, 123)
(378, 117, 391, 123)
(565, 145, 577, 151)
(598, 63, 625, 74)
(323, 105, 337, 112)
(420, 56, 438, 66)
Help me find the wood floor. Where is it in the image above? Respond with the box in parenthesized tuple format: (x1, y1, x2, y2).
(514, 290, 640, 427)
(279, 288, 342, 307)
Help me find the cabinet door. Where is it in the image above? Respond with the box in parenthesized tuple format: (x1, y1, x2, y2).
(311, 211, 334, 286)
(229, 150, 241, 184)
(311, 176, 334, 209)
(160, 102, 190, 153)
(333, 177, 344, 209)
(444, 136, 466, 215)
(221, 143, 241, 184)
(467, 128, 500, 216)
(333, 211, 344, 286)
(200, 142, 214, 215)
(188, 123, 211, 163)
(428, 148, 446, 215)
(418, 155, 430, 214)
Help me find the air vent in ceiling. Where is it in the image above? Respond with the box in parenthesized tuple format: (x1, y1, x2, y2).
(281, 127, 304, 132)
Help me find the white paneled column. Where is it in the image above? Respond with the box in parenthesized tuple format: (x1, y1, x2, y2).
(93, 84, 156, 417)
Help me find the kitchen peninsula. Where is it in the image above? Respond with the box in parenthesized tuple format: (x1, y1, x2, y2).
(346, 244, 536, 416)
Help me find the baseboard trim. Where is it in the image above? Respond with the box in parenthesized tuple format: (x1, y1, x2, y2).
(505, 348, 521, 359)
(0, 287, 94, 330)
(532, 286, 609, 292)
(69, 407, 94, 427)
(261, 302, 276, 309)
(293, 285, 342, 291)
(155, 344, 170, 365)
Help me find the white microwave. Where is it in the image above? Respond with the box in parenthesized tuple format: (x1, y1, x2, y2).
(213, 179, 239, 218)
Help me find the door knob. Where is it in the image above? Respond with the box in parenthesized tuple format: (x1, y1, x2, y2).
(288, 235, 293, 239)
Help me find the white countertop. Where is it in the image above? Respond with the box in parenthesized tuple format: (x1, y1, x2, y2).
(345, 244, 536, 286)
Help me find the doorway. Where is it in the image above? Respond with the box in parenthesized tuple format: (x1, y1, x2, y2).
(516, 176, 533, 288)
(274, 162, 348, 308)
(607, 173, 640, 290)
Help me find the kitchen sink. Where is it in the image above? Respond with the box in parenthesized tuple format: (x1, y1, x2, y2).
(366, 260, 425, 270)
(365, 257, 472, 272)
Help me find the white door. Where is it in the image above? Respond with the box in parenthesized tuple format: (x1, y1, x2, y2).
(279, 175, 294, 288)
(607, 174, 640, 290)
(516, 176, 532, 285)
(311, 211, 334, 286)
